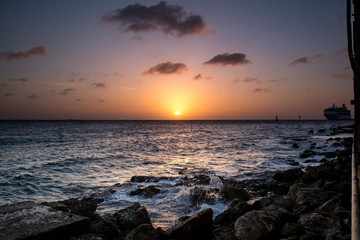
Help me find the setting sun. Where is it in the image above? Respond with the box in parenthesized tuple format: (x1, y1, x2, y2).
(174, 111, 180, 116)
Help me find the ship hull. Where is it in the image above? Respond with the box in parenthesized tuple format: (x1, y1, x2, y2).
(324, 113, 351, 120)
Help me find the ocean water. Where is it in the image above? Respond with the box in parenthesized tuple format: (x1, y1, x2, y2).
(0, 120, 352, 227)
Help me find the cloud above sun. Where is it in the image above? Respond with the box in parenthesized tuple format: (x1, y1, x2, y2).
(204, 53, 252, 66)
(144, 62, 188, 75)
(101, 1, 212, 36)
(0, 46, 47, 62)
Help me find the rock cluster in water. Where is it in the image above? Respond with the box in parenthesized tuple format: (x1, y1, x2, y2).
(0, 125, 353, 240)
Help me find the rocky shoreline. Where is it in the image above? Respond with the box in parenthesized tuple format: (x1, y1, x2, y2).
(0, 125, 353, 240)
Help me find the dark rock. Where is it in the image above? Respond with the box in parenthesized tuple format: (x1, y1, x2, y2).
(212, 226, 236, 240)
(71, 233, 106, 240)
(0, 201, 89, 240)
(179, 174, 211, 186)
(280, 223, 299, 238)
(288, 160, 299, 166)
(214, 199, 250, 227)
(88, 214, 121, 240)
(130, 185, 161, 198)
(318, 129, 326, 133)
(190, 187, 220, 205)
(114, 203, 152, 231)
(125, 224, 170, 240)
(234, 206, 291, 240)
(298, 213, 339, 238)
(220, 184, 249, 202)
(272, 181, 290, 195)
(299, 149, 317, 158)
(292, 143, 299, 148)
(166, 208, 213, 240)
(288, 183, 334, 210)
(130, 176, 177, 183)
(57, 198, 98, 218)
(308, 130, 314, 134)
(272, 168, 304, 183)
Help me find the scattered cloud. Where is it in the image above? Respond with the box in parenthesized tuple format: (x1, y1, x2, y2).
(59, 88, 76, 96)
(0, 45, 47, 62)
(28, 94, 41, 99)
(0, 83, 8, 89)
(9, 78, 31, 83)
(289, 54, 324, 66)
(193, 73, 212, 81)
(233, 76, 260, 84)
(101, 1, 212, 36)
(91, 82, 106, 88)
(204, 53, 251, 66)
(244, 77, 260, 84)
(254, 88, 272, 93)
(104, 72, 123, 78)
(143, 61, 188, 75)
(332, 73, 350, 80)
(4, 92, 14, 97)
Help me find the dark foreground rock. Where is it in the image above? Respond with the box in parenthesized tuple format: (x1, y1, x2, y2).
(0, 201, 89, 240)
(166, 208, 213, 240)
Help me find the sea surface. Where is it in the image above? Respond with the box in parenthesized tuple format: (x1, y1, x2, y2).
(0, 120, 352, 228)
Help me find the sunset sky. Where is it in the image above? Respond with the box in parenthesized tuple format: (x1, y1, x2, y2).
(0, 0, 353, 120)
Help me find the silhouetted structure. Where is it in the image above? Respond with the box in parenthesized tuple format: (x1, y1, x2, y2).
(347, 1, 360, 239)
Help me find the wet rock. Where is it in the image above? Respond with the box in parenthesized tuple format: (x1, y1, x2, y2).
(234, 206, 291, 240)
(213, 226, 236, 240)
(292, 143, 299, 148)
(130, 176, 177, 183)
(318, 129, 326, 133)
(299, 149, 317, 158)
(130, 185, 161, 198)
(58, 198, 98, 218)
(71, 233, 106, 240)
(288, 183, 334, 210)
(310, 142, 317, 149)
(271, 168, 304, 183)
(220, 184, 249, 202)
(87, 214, 121, 240)
(114, 203, 152, 231)
(166, 208, 213, 240)
(0, 201, 89, 240)
(179, 174, 211, 186)
(271, 181, 290, 195)
(298, 213, 339, 238)
(190, 186, 220, 205)
(214, 199, 250, 227)
(280, 222, 299, 238)
(287, 160, 299, 166)
(125, 223, 170, 240)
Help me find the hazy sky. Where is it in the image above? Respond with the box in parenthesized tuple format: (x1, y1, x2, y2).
(0, 0, 353, 120)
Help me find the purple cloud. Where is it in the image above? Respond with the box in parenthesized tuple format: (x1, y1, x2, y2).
(144, 62, 188, 75)
(204, 53, 251, 66)
(0, 46, 47, 62)
(101, 1, 211, 36)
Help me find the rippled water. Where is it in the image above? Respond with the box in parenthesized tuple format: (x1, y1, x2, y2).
(0, 120, 351, 227)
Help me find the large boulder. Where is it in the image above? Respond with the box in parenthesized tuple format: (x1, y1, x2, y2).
(125, 224, 170, 240)
(113, 203, 152, 231)
(234, 206, 290, 240)
(166, 208, 213, 240)
(297, 213, 339, 238)
(220, 185, 249, 202)
(288, 183, 334, 209)
(272, 168, 304, 183)
(0, 201, 89, 240)
(214, 199, 250, 227)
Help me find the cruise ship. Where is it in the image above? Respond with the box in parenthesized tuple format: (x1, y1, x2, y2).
(323, 103, 351, 120)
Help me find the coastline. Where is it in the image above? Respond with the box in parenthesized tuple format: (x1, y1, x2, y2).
(0, 125, 353, 240)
